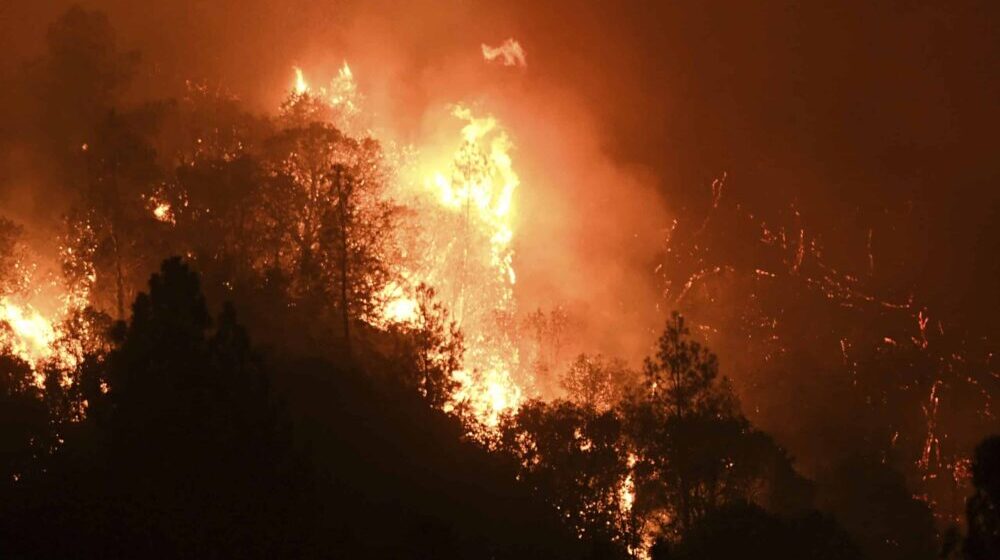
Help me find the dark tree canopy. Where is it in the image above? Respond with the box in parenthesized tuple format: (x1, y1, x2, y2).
(0, 258, 589, 559)
(965, 435, 1000, 560)
(651, 502, 863, 560)
(622, 312, 813, 536)
(818, 455, 939, 560)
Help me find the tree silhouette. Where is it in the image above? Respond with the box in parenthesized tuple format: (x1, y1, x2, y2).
(624, 312, 812, 535)
(561, 353, 639, 412)
(64, 107, 167, 319)
(27, 257, 312, 558)
(1, 257, 596, 558)
(817, 455, 938, 560)
(651, 501, 862, 560)
(26, 5, 138, 183)
(500, 312, 815, 550)
(499, 399, 635, 555)
(383, 284, 465, 410)
(964, 435, 1000, 560)
(262, 104, 399, 353)
(642, 311, 725, 419)
(0, 350, 49, 486)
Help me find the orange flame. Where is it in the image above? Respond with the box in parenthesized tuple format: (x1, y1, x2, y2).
(0, 298, 58, 369)
(293, 66, 309, 95)
(151, 200, 174, 224)
(288, 66, 524, 428)
(0, 295, 84, 386)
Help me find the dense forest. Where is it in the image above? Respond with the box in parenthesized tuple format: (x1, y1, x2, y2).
(0, 6, 996, 559)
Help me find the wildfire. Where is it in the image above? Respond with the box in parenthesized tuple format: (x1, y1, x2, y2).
(0, 298, 58, 368)
(289, 63, 362, 132)
(0, 296, 83, 387)
(383, 298, 419, 324)
(151, 200, 174, 224)
(328, 62, 359, 119)
(0, 234, 89, 381)
(287, 64, 525, 428)
(378, 281, 420, 326)
(620, 453, 637, 514)
(425, 105, 518, 288)
(417, 104, 523, 426)
(293, 66, 309, 95)
(450, 367, 522, 428)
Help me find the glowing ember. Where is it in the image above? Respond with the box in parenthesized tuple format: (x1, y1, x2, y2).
(151, 200, 174, 224)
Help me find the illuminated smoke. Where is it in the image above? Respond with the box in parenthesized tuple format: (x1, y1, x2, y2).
(481, 38, 527, 68)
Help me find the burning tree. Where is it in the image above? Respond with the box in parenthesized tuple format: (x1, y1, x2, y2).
(392, 104, 524, 427)
(384, 285, 465, 410)
(560, 353, 639, 412)
(499, 399, 637, 554)
(499, 313, 814, 555)
(261, 91, 401, 352)
(64, 108, 168, 320)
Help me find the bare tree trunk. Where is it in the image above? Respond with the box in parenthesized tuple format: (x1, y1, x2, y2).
(334, 166, 352, 357)
(109, 140, 126, 321)
(112, 231, 125, 321)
